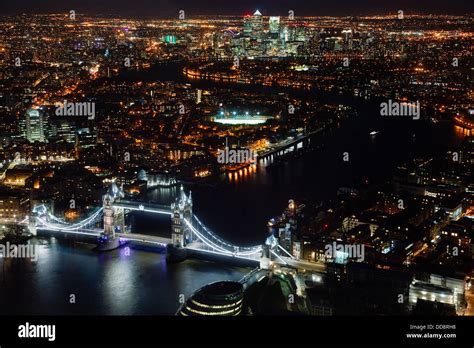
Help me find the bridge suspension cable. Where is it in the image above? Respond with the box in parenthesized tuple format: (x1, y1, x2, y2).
(35, 206, 104, 231)
(185, 215, 262, 257)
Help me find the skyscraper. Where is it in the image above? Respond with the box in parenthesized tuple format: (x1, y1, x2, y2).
(23, 108, 46, 143)
(196, 89, 202, 104)
(269, 16, 280, 34)
(250, 10, 264, 43)
(242, 10, 265, 57)
(243, 15, 252, 37)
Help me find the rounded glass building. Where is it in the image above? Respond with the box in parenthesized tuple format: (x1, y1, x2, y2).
(178, 281, 243, 316)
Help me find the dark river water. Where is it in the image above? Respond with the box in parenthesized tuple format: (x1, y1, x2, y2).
(0, 62, 465, 315)
(0, 238, 248, 315)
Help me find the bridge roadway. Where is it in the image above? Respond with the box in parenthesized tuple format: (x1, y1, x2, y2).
(184, 240, 262, 263)
(281, 256, 326, 273)
(36, 227, 326, 272)
(113, 200, 172, 215)
(36, 226, 173, 247)
(185, 241, 326, 272)
(116, 232, 172, 246)
(36, 226, 102, 236)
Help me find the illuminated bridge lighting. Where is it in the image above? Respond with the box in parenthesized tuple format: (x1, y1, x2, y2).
(34, 206, 104, 231)
(33, 202, 262, 261)
(185, 216, 262, 258)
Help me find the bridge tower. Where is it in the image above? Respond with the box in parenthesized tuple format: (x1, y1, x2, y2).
(101, 182, 125, 240)
(103, 194, 115, 238)
(27, 214, 38, 236)
(171, 185, 193, 247)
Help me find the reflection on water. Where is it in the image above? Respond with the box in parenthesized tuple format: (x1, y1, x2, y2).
(0, 238, 249, 315)
(454, 125, 472, 138)
(146, 186, 179, 205)
(227, 164, 258, 183)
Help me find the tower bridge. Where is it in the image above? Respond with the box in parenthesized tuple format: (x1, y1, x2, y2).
(29, 183, 325, 272)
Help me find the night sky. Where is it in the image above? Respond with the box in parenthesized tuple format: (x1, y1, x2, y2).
(0, 0, 472, 17)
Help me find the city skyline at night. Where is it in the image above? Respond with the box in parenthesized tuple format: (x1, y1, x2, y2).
(0, 0, 472, 16)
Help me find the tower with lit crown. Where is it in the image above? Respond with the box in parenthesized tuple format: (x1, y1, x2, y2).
(242, 10, 265, 57)
(251, 10, 264, 39)
(251, 10, 264, 55)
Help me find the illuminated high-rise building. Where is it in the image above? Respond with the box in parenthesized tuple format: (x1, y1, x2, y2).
(242, 10, 265, 57)
(282, 27, 289, 42)
(23, 108, 46, 143)
(196, 89, 202, 104)
(75, 128, 97, 150)
(342, 29, 353, 49)
(250, 10, 264, 42)
(55, 119, 76, 143)
(162, 35, 177, 44)
(243, 15, 252, 37)
(269, 16, 280, 34)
